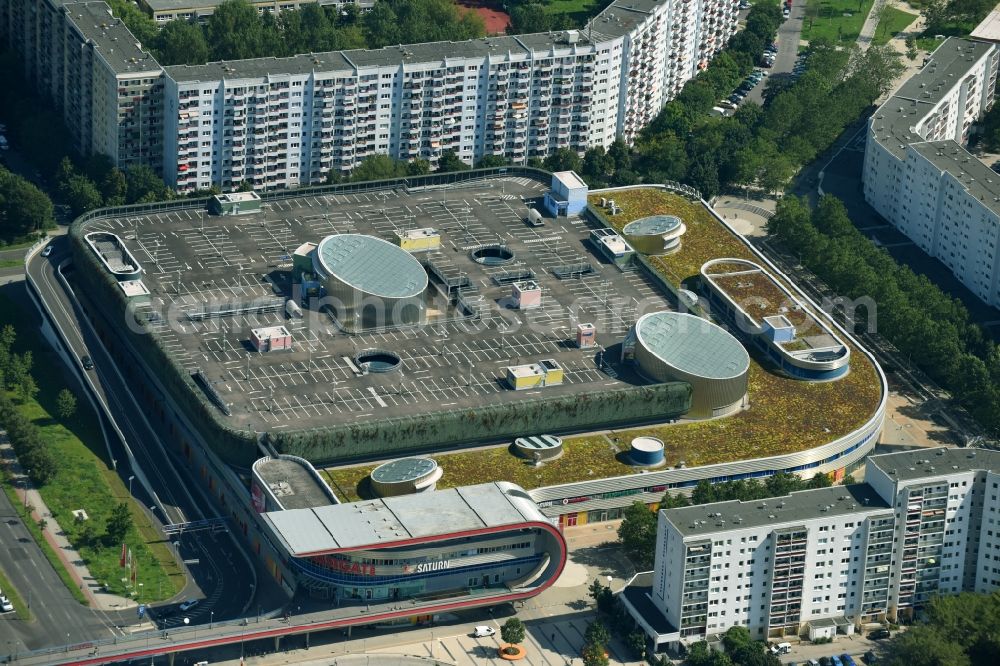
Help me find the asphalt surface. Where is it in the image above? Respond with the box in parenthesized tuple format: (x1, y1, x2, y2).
(0, 470, 130, 653)
(19, 238, 263, 642)
(747, 4, 805, 106)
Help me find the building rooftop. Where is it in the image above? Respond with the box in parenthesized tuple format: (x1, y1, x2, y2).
(663, 484, 891, 539)
(869, 38, 1000, 216)
(63, 1, 161, 75)
(262, 482, 545, 556)
(163, 31, 596, 83)
(554, 171, 588, 190)
(971, 5, 1000, 43)
(635, 311, 749, 380)
(254, 457, 337, 511)
(315, 234, 427, 299)
(910, 140, 1000, 215)
(867, 446, 1000, 482)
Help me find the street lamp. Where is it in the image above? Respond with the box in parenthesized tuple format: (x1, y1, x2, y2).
(210, 610, 214, 629)
(128, 475, 135, 496)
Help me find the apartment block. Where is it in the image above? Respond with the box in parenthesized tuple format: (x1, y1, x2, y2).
(624, 447, 1000, 651)
(1, 0, 740, 189)
(2, 0, 163, 171)
(864, 38, 1000, 309)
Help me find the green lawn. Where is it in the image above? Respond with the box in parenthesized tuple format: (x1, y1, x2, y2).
(322, 191, 884, 498)
(802, 0, 876, 44)
(872, 7, 919, 45)
(0, 293, 184, 603)
(0, 258, 21, 269)
(0, 483, 87, 605)
(540, 0, 601, 22)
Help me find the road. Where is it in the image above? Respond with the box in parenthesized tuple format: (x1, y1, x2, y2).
(746, 4, 805, 106)
(0, 472, 133, 653)
(21, 238, 259, 638)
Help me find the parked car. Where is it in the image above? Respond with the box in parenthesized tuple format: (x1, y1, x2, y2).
(473, 625, 496, 637)
(862, 651, 878, 664)
(831, 656, 844, 666)
(719, 99, 737, 109)
(868, 628, 891, 640)
(0, 596, 13, 613)
(178, 599, 199, 612)
(808, 660, 820, 666)
(729, 94, 743, 104)
(841, 654, 857, 666)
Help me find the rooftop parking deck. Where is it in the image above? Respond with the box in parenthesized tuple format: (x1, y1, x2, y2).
(81, 176, 680, 433)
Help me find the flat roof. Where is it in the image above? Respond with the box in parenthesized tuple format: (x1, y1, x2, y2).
(63, 2, 162, 75)
(635, 311, 749, 380)
(866, 446, 1000, 482)
(868, 39, 1000, 215)
(262, 482, 544, 556)
(663, 484, 891, 539)
(315, 234, 427, 299)
(252, 325, 290, 337)
(118, 280, 150, 298)
(971, 5, 1000, 42)
(255, 457, 336, 511)
(554, 171, 587, 190)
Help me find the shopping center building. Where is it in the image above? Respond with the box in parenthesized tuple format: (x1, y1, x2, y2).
(252, 455, 566, 606)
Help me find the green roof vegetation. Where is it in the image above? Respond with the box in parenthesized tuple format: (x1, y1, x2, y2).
(322, 189, 882, 499)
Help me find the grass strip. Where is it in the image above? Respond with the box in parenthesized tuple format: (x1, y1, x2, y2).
(0, 562, 31, 619)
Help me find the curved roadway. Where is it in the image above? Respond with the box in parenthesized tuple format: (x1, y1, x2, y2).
(22, 237, 258, 635)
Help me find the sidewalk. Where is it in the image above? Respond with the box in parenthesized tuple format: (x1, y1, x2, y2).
(1, 438, 136, 612)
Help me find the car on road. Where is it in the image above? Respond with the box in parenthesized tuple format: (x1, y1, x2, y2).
(0, 596, 13, 613)
(81, 355, 94, 370)
(867, 628, 890, 640)
(178, 599, 199, 612)
(473, 625, 496, 638)
(41, 244, 53, 257)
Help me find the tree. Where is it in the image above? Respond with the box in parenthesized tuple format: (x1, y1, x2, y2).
(475, 155, 510, 169)
(617, 501, 657, 569)
(61, 175, 103, 215)
(543, 148, 583, 174)
(104, 502, 133, 544)
(884, 626, 969, 666)
(436, 150, 471, 173)
(56, 389, 77, 420)
(500, 617, 526, 654)
(350, 155, 406, 182)
(581, 641, 610, 666)
(153, 19, 210, 66)
(584, 620, 610, 649)
(659, 491, 691, 509)
(0, 168, 55, 240)
(206, 0, 272, 60)
(626, 630, 647, 659)
(125, 165, 170, 204)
